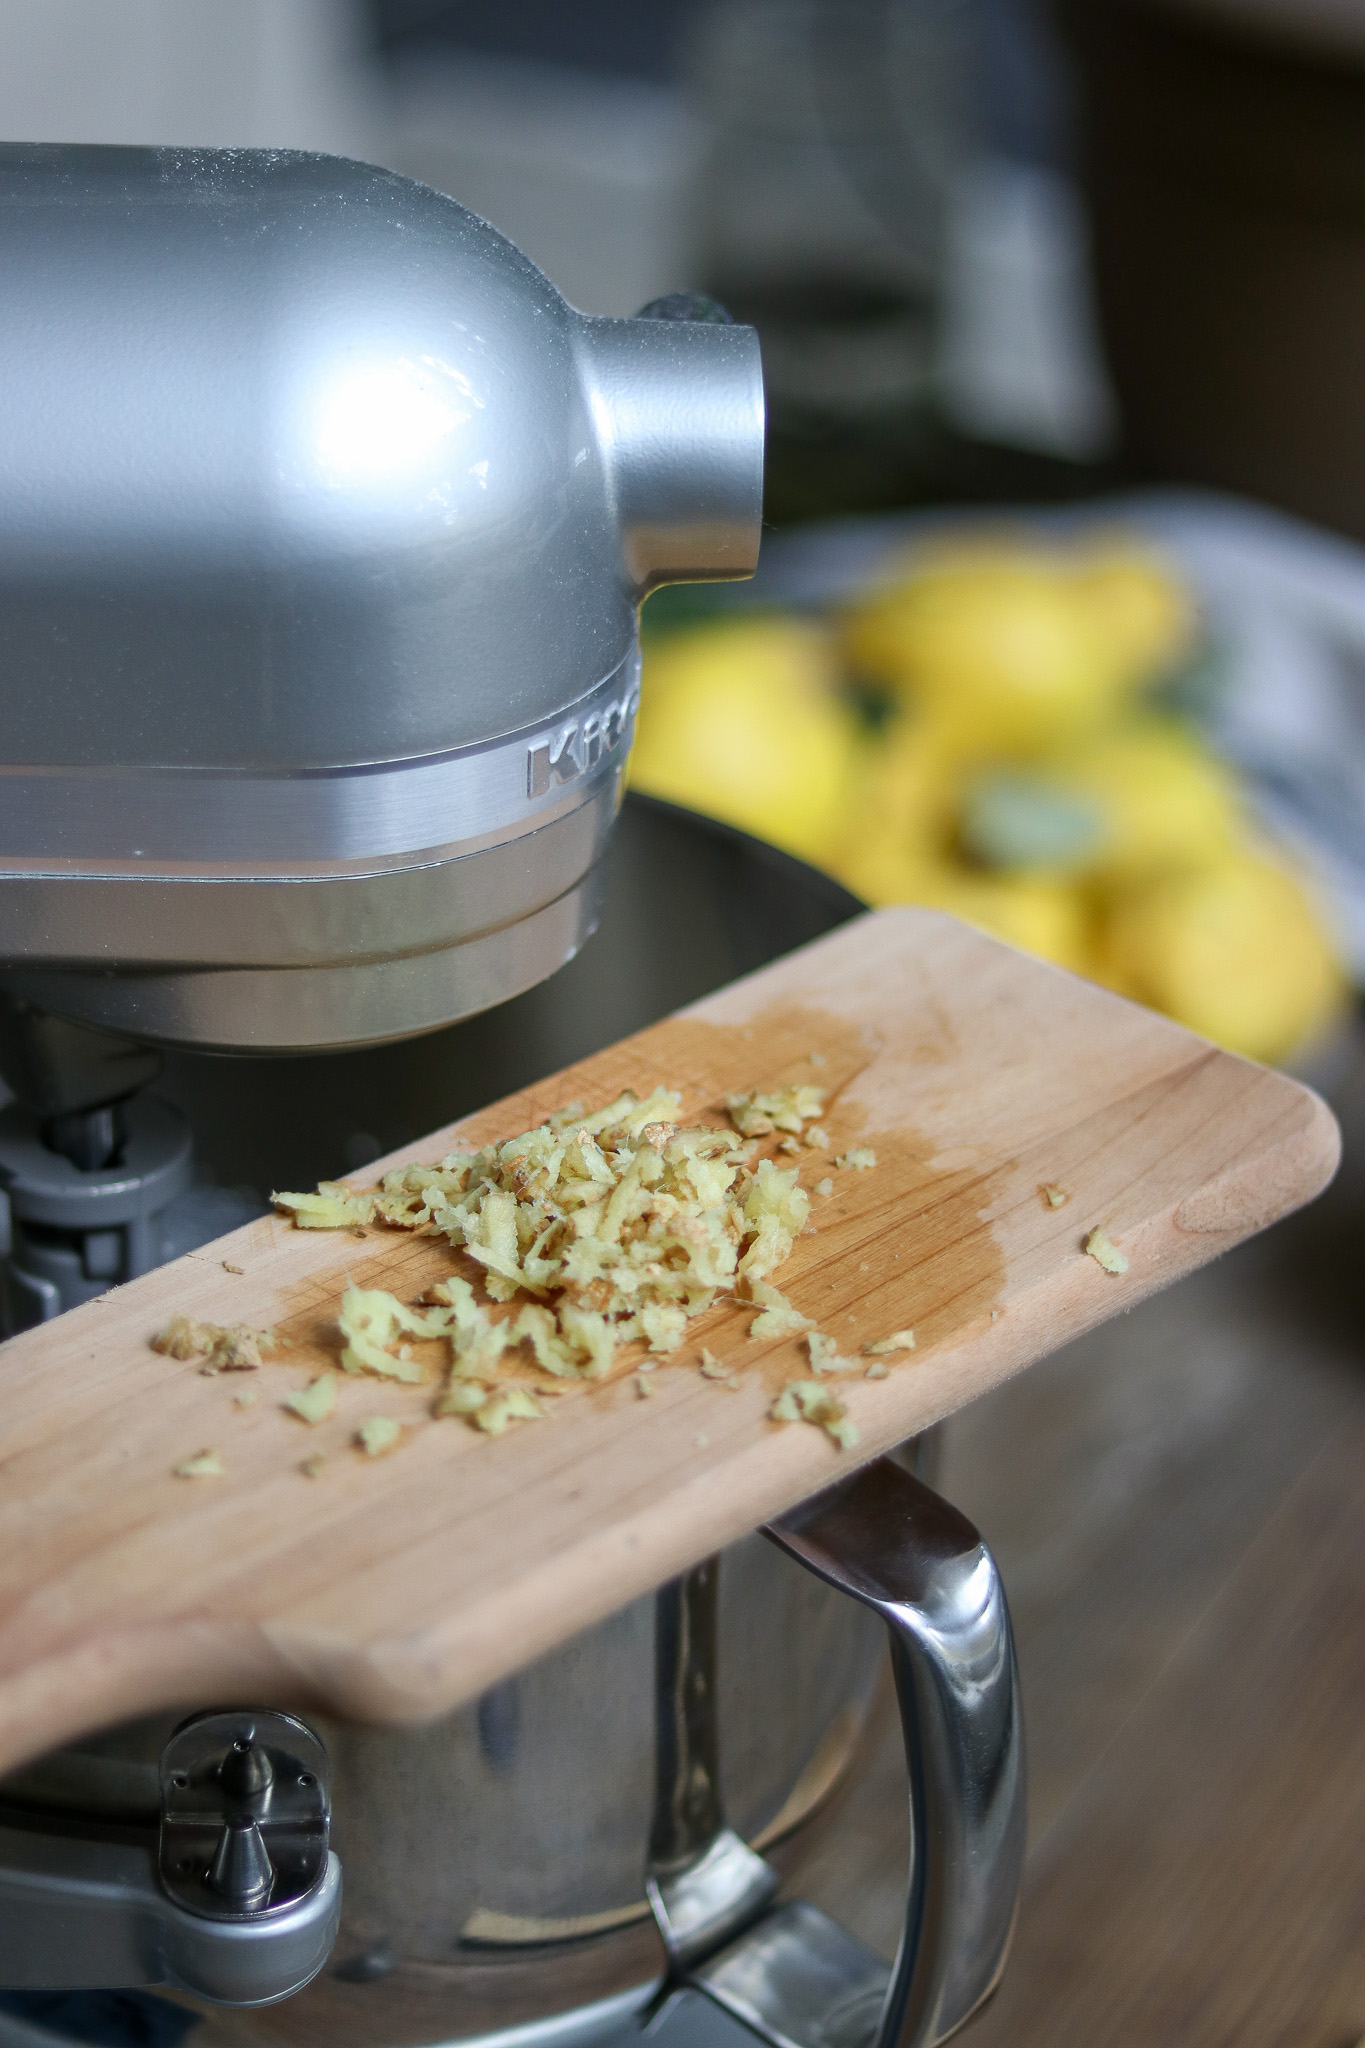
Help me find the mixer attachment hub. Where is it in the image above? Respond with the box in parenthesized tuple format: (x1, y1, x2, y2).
(159, 1711, 330, 1926)
(0, 996, 265, 1331)
(209, 1816, 275, 1915)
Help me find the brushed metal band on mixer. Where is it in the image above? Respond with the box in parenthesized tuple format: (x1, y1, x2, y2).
(0, 656, 640, 876)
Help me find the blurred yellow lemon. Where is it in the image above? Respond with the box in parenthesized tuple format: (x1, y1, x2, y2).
(1056, 722, 1240, 883)
(630, 617, 860, 865)
(1098, 853, 1344, 1064)
(832, 840, 1092, 977)
(1071, 538, 1197, 684)
(841, 542, 1142, 758)
(832, 716, 960, 869)
(958, 723, 1242, 883)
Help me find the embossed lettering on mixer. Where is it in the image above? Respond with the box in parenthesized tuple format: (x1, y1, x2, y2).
(156, 1079, 922, 1470)
(526, 683, 640, 799)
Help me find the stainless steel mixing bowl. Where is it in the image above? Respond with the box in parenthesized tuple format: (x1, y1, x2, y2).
(0, 801, 1023, 2048)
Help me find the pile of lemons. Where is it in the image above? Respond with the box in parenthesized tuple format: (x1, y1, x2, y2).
(629, 533, 1345, 1066)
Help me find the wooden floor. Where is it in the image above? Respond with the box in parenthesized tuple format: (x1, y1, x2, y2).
(799, 1026, 1365, 2048)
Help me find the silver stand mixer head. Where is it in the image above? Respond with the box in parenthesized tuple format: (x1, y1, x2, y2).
(0, 142, 763, 1317)
(0, 144, 764, 1055)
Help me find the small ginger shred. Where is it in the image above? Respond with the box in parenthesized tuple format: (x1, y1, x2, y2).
(153, 1315, 275, 1374)
(770, 1379, 858, 1450)
(1084, 1227, 1129, 1276)
(356, 1416, 404, 1457)
(864, 1329, 916, 1356)
(174, 1448, 223, 1479)
(284, 1372, 338, 1427)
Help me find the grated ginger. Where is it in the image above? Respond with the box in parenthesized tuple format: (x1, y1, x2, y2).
(272, 1086, 837, 1424)
(769, 1380, 858, 1450)
(284, 1372, 338, 1426)
(1084, 1227, 1129, 1275)
(864, 1329, 916, 1355)
(245, 1081, 895, 1455)
(356, 1416, 403, 1458)
(153, 1315, 278, 1374)
(725, 1084, 826, 1138)
(174, 1448, 224, 1479)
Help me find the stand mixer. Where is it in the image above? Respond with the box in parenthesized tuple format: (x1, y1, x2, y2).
(0, 145, 1025, 2048)
(0, 140, 761, 1321)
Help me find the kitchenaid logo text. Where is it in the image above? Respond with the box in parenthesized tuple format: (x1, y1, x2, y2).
(526, 681, 640, 799)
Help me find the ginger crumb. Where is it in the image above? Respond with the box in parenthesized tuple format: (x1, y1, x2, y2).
(815, 1178, 834, 1198)
(468, 1387, 546, 1436)
(806, 1330, 857, 1375)
(249, 1079, 906, 1457)
(174, 1448, 223, 1479)
(232, 1387, 257, 1409)
(864, 1329, 915, 1356)
(222, 1262, 245, 1275)
(864, 1361, 889, 1379)
(726, 1083, 826, 1139)
(1040, 1183, 1069, 1209)
(357, 1416, 403, 1458)
(284, 1372, 338, 1427)
(745, 1278, 813, 1341)
(153, 1315, 277, 1374)
(301, 1455, 326, 1479)
(1084, 1227, 1129, 1276)
(769, 1380, 857, 1450)
(835, 1148, 877, 1172)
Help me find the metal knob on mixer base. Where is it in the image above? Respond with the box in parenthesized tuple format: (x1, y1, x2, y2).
(0, 1710, 341, 2008)
(158, 1711, 331, 1928)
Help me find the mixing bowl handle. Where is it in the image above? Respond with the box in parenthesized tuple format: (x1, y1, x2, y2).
(677, 1456, 1025, 2048)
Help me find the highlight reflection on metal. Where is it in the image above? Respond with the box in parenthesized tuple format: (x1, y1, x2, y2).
(648, 1561, 780, 1969)
(0, 144, 763, 1050)
(647, 1458, 1025, 2048)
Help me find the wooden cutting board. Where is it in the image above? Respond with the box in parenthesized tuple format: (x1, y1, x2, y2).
(0, 907, 1338, 1774)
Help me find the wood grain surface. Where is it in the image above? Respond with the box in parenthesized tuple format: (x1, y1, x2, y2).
(0, 907, 1339, 1773)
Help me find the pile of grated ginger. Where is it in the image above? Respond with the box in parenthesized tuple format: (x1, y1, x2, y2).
(157, 1081, 911, 1469)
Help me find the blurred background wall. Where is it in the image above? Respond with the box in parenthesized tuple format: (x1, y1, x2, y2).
(1, 0, 1364, 537)
(1066, 0, 1365, 543)
(0, 0, 1120, 517)
(0, 0, 381, 154)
